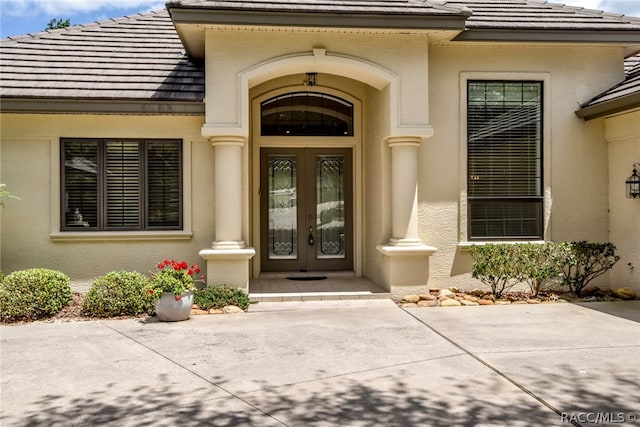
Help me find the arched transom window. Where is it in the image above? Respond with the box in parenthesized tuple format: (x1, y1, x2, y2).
(261, 92, 354, 136)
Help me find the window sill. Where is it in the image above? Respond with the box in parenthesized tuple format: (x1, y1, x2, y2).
(458, 240, 546, 252)
(49, 231, 193, 242)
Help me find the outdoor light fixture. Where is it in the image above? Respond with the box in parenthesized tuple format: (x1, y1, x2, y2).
(626, 162, 640, 199)
(305, 72, 317, 87)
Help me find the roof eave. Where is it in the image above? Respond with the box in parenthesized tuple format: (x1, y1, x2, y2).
(0, 98, 205, 115)
(454, 29, 640, 43)
(575, 93, 640, 120)
(168, 7, 470, 30)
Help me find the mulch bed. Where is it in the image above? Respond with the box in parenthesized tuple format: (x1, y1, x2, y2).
(2, 293, 151, 325)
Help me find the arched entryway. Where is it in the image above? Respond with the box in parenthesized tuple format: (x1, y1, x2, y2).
(201, 50, 436, 295)
(251, 84, 362, 277)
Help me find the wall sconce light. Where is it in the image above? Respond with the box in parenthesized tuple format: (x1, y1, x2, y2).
(626, 162, 640, 199)
(305, 72, 317, 87)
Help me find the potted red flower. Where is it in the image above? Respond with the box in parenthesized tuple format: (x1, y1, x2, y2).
(149, 259, 204, 321)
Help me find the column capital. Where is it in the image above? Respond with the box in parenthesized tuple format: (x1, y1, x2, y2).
(385, 135, 423, 147)
(209, 135, 246, 147)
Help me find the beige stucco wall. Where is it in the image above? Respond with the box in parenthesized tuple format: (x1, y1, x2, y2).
(0, 114, 210, 286)
(424, 44, 623, 290)
(203, 29, 432, 137)
(605, 110, 640, 291)
(363, 85, 392, 287)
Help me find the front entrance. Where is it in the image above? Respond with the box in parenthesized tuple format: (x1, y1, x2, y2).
(261, 147, 353, 272)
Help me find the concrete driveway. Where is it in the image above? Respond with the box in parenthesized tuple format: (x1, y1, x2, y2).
(1, 300, 638, 426)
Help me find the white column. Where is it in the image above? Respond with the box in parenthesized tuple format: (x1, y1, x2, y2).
(210, 136, 245, 249)
(387, 136, 422, 246)
(376, 135, 437, 292)
(200, 135, 255, 292)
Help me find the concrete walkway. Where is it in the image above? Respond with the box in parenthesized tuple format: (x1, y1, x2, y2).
(1, 300, 638, 426)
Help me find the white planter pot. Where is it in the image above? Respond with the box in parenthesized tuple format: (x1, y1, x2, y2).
(154, 291, 194, 322)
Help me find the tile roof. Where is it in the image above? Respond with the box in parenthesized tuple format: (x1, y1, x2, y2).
(577, 54, 640, 120)
(0, 10, 204, 105)
(170, 0, 640, 32)
(1, 1, 639, 111)
(446, 0, 640, 31)
(167, 0, 469, 16)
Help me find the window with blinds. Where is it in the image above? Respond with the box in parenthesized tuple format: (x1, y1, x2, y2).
(61, 139, 182, 231)
(467, 81, 543, 239)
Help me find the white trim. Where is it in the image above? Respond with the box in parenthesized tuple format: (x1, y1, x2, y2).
(457, 240, 547, 252)
(49, 231, 193, 242)
(458, 72, 552, 242)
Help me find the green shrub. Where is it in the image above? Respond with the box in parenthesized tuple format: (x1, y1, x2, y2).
(0, 268, 71, 321)
(556, 241, 620, 297)
(83, 271, 155, 317)
(194, 285, 250, 311)
(469, 244, 520, 297)
(513, 243, 563, 296)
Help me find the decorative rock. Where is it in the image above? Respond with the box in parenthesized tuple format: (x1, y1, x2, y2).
(438, 294, 452, 301)
(418, 300, 439, 307)
(429, 287, 441, 294)
(612, 287, 637, 300)
(401, 302, 419, 308)
(209, 308, 224, 314)
(222, 305, 244, 314)
(448, 287, 460, 293)
(460, 300, 479, 306)
(526, 299, 541, 304)
(494, 300, 511, 305)
(478, 299, 494, 305)
(469, 288, 487, 298)
(439, 289, 455, 297)
(191, 308, 209, 315)
(419, 294, 437, 301)
(403, 294, 420, 303)
(440, 299, 462, 307)
(512, 300, 528, 304)
(463, 295, 479, 302)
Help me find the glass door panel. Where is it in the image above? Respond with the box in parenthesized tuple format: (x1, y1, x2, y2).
(267, 155, 297, 260)
(316, 155, 345, 259)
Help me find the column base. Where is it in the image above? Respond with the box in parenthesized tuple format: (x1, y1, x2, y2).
(376, 245, 437, 295)
(199, 247, 256, 293)
(211, 240, 246, 250)
(387, 237, 423, 246)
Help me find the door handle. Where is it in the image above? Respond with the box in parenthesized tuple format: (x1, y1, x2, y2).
(308, 226, 315, 246)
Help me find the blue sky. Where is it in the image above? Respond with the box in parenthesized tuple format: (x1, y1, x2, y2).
(2, 0, 640, 39)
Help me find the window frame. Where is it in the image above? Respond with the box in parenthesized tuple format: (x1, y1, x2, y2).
(459, 73, 551, 244)
(60, 138, 183, 232)
(260, 91, 355, 137)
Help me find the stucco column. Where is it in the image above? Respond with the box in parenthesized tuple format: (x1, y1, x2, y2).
(199, 135, 255, 292)
(376, 135, 437, 293)
(210, 136, 245, 249)
(387, 136, 422, 246)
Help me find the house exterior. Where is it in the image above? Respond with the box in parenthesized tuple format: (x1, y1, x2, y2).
(1, 0, 639, 296)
